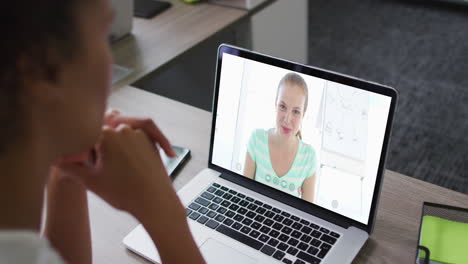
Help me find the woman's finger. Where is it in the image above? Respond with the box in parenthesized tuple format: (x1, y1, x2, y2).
(103, 109, 121, 125)
(105, 116, 176, 157)
(54, 150, 93, 165)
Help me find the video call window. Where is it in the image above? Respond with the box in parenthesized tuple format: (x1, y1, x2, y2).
(212, 53, 392, 224)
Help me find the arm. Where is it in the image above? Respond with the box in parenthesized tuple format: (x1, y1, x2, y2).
(136, 192, 203, 264)
(301, 173, 316, 203)
(243, 152, 256, 180)
(59, 124, 205, 264)
(44, 168, 91, 264)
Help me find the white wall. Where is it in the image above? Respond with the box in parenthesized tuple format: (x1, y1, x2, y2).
(251, 0, 308, 64)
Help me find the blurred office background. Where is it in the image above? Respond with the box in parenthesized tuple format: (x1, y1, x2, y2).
(135, 0, 467, 195)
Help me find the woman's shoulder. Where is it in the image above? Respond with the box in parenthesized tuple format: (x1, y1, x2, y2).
(296, 141, 318, 174)
(250, 128, 269, 139)
(299, 141, 316, 157)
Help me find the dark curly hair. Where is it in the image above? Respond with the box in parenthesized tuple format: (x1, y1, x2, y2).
(0, 1, 87, 154)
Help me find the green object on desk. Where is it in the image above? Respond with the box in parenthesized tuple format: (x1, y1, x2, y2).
(419, 215, 468, 264)
(183, 0, 201, 3)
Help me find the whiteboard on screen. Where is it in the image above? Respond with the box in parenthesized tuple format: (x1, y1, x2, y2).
(322, 82, 369, 161)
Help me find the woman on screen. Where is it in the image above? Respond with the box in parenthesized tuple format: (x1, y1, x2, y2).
(243, 72, 318, 203)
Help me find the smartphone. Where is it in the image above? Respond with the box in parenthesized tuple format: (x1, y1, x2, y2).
(159, 145, 190, 176)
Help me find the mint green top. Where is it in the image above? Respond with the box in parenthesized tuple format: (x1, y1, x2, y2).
(247, 129, 317, 198)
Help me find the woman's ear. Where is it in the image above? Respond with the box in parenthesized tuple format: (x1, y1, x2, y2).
(18, 52, 66, 109)
(21, 76, 65, 116)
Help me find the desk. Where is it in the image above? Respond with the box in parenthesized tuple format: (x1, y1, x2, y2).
(111, 0, 279, 111)
(93, 1, 468, 263)
(112, 0, 243, 89)
(88, 85, 468, 263)
(111, 0, 274, 90)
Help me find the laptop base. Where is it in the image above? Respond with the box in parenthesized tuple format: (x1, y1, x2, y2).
(124, 168, 368, 264)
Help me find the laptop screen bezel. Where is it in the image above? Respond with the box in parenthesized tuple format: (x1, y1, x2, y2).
(208, 44, 398, 234)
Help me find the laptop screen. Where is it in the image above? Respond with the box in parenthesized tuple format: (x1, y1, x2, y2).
(211, 50, 393, 225)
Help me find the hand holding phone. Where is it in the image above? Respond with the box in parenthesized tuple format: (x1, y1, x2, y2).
(160, 145, 190, 176)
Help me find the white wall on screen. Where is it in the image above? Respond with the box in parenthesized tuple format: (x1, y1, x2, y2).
(212, 54, 245, 169)
(322, 82, 370, 162)
(361, 93, 392, 223)
(316, 87, 391, 223)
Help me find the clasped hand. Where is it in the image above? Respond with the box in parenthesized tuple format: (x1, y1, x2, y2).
(53, 109, 184, 219)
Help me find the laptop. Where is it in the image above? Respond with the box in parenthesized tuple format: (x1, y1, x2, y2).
(123, 44, 398, 264)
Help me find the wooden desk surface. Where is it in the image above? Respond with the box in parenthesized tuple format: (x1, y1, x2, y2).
(111, 0, 247, 89)
(355, 171, 468, 263)
(89, 86, 468, 264)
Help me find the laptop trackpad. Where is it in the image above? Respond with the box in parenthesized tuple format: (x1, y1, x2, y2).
(200, 238, 258, 264)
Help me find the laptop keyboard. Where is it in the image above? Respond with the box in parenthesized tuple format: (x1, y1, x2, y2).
(185, 183, 341, 264)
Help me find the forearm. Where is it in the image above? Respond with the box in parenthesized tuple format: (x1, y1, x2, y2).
(44, 168, 92, 264)
(243, 153, 256, 180)
(302, 188, 315, 203)
(138, 204, 205, 264)
(302, 175, 316, 203)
